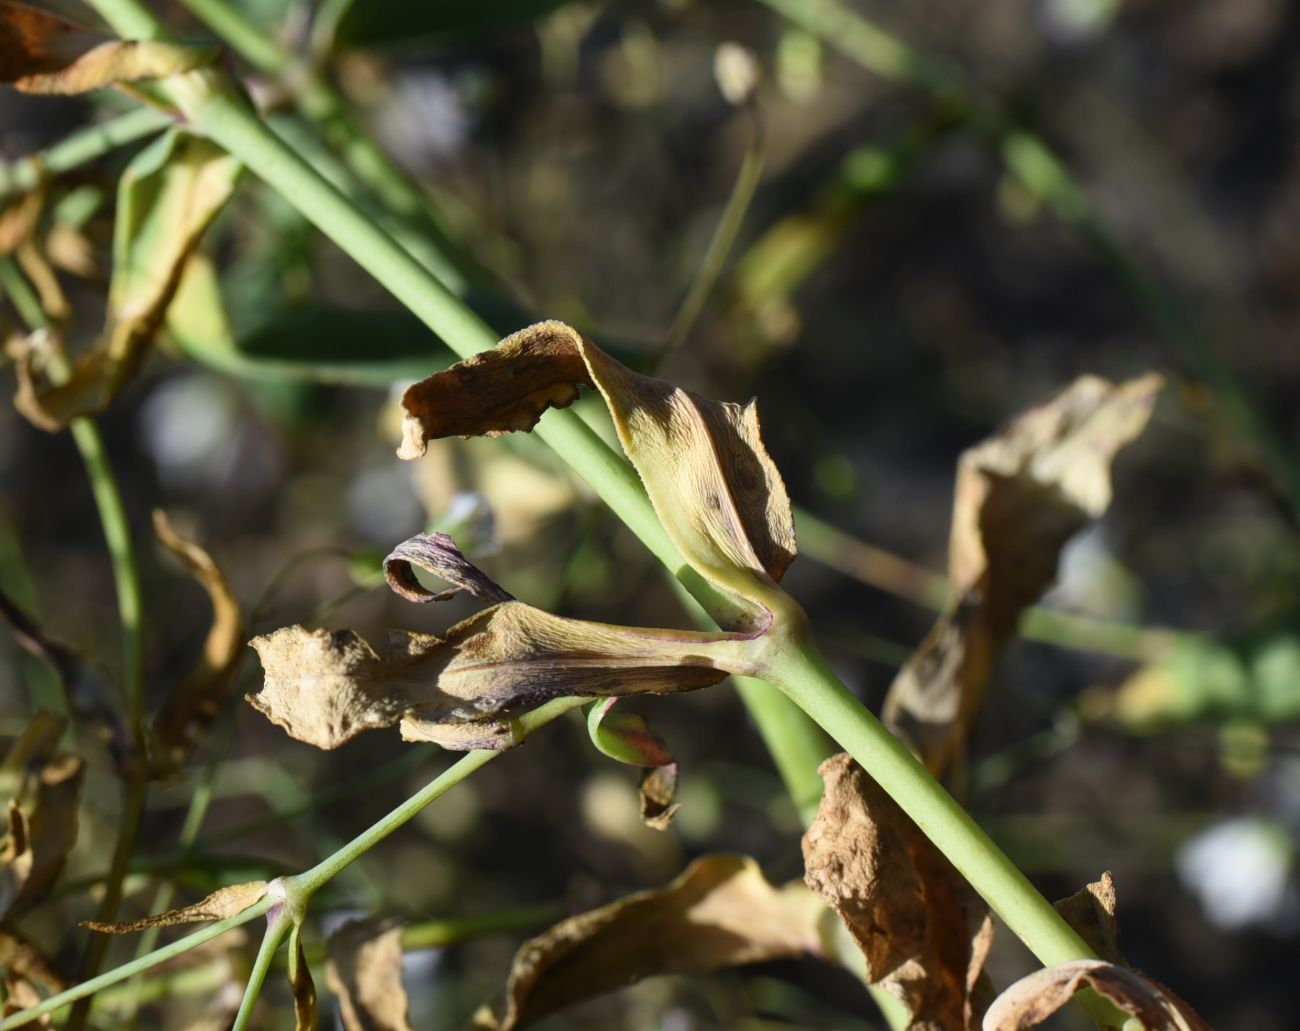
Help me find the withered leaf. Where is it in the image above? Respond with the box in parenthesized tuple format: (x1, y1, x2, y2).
(383, 531, 512, 605)
(325, 918, 412, 1031)
(150, 510, 245, 776)
(473, 854, 825, 1030)
(82, 879, 268, 933)
(249, 599, 744, 752)
(14, 130, 240, 430)
(983, 959, 1212, 1031)
(884, 373, 1162, 775)
(1053, 872, 1124, 966)
(0, 2, 216, 94)
(0, 715, 84, 921)
(399, 320, 796, 631)
(802, 752, 993, 1030)
(586, 698, 681, 829)
(0, 930, 64, 1027)
(288, 924, 318, 1031)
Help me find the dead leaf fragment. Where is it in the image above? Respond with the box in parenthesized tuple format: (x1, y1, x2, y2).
(14, 130, 240, 430)
(0, 716, 84, 921)
(802, 752, 993, 1030)
(326, 918, 412, 1031)
(474, 854, 825, 1030)
(151, 510, 245, 776)
(1053, 872, 1124, 965)
(983, 959, 1212, 1031)
(249, 599, 742, 752)
(884, 373, 1162, 775)
(586, 698, 681, 828)
(82, 879, 268, 933)
(288, 925, 318, 1031)
(0, 2, 216, 94)
(399, 320, 796, 630)
(383, 531, 513, 605)
(639, 762, 680, 830)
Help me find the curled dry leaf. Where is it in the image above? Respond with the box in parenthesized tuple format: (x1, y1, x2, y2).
(0, 1, 216, 94)
(249, 605, 741, 752)
(802, 752, 993, 1030)
(14, 130, 240, 431)
(288, 925, 318, 1031)
(82, 879, 267, 933)
(883, 373, 1162, 775)
(587, 698, 681, 829)
(151, 510, 245, 776)
(1053, 871, 1124, 965)
(383, 531, 513, 605)
(0, 714, 84, 921)
(983, 959, 1212, 1031)
(399, 320, 796, 631)
(326, 918, 412, 1031)
(473, 854, 825, 1031)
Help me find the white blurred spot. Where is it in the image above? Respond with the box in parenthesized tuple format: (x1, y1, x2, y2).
(1176, 817, 1299, 931)
(375, 71, 471, 172)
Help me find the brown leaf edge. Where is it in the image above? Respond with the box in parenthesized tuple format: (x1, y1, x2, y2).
(982, 959, 1213, 1031)
(1053, 872, 1124, 966)
(326, 918, 412, 1031)
(82, 880, 268, 933)
(474, 854, 826, 1031)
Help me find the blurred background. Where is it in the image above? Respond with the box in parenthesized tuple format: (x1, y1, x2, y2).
(2, 0, 1299, 1027)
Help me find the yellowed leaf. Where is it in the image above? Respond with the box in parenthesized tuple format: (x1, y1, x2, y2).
(884, 373, 1162, 775)
(249, 602, 743, 752)
(82, 880, 268, 933)
(0, 715, 84, 921)
(474, 854, 826, 1030)
(802, 753, 993, 1030)
(399, 320, 796, 631)
(1053, 872, 1124, 965)
(14, 131, 240, 430)
(150, 509, 245, 776)
(0, 2, 216, 94)
(983, 959, 1212, 1031)
(326, 918, 412, 1031)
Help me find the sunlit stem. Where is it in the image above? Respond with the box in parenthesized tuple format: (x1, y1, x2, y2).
(230, 908, 291, 1031)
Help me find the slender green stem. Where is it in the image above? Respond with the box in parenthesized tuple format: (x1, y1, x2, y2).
(0, 107, 173, 199)
(230, 911, 290, 1031)
(0, 897, 275, 1030)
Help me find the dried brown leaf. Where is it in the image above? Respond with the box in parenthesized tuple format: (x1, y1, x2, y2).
(150, 509, 245, 776)
(474, 854, 825, 1030)
(0, 927, 65, 1026)
(82, 879, 268, 933)
(326, 918, 412, 1031)
(638, 762, 680, 830)
(399, 320, 795, 630)
(14, 131, 240, 430)
(983, 959, 1212, 1031)
(0, 716, 84, 921)
(249, 599, 741, 751)
(0, 2, 216, 94)
(884, 373, 1162, 775)
(289, 925, 318, 1031)
(1053, 872, 1124, 965)
(383, 531, 513, 605)
(802, 752, 992, 1031)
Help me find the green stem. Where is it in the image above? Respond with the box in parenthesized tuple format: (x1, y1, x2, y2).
(0, 107, 173, 199)
(0, 897, 275, 1030)
(763, 618, 1095, 967)
(230, 910, 290, 1031)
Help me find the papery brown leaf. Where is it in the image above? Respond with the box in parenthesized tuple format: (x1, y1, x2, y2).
(0, 927, 64, 1026)
(14, 131, 240, 430)
(0, 715, 84, 921)
(802, 752, 992, 1030)
(0, 2, 216, 94)
(474, 854, 825, 1030)
(1053, 872, 1124, 965)
(983, 959, 1212, 1031)
(288, 925, 318, 1031)
(82, 879, 267, 932)
(884, 373, 1162, 775)
(399, 320, 796, 631)
(326, 918, 412, 1031)
(248, 600, 743, 752)
(150, 509, 245, 776)
(383, 531, 512, 605)
(639, 762, 680, 830)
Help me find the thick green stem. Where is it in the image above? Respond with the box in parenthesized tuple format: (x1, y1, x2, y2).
(230, 911, 290, 1031)
(0, 107, 172, 199)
